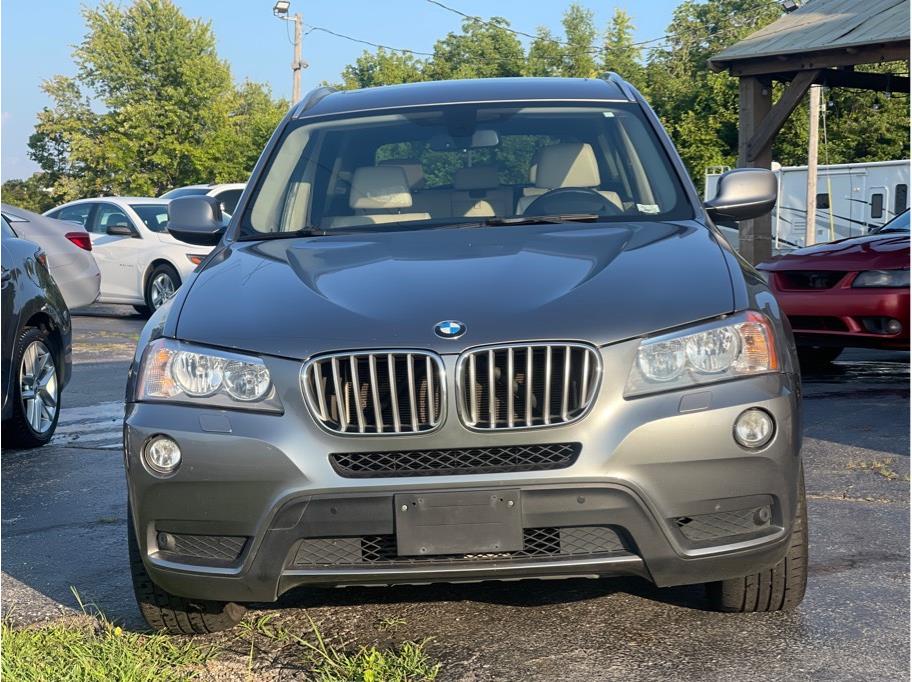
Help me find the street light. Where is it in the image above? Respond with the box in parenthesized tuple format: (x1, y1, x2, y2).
(271, 1, 306, 103)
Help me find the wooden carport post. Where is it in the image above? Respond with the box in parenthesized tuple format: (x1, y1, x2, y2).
(737, 77, 773, 264)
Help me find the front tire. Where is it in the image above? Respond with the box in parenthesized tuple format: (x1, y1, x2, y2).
(128, 511, 246, 634)
(706, 466, 808, 612)
(4, 327, 60, 448)
(144, 264, 180, 312)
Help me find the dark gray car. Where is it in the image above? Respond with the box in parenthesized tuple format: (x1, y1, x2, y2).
(1, 216, 73, 447)
(124, 76, 806, 634)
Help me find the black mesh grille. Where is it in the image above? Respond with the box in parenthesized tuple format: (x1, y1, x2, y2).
(330, 443, 581, 478)
(291, 526, 625, 567)
(458, 344, 600, 430)
(162, 533, 247, 562)
(778, 271, 846, 290)
(788, 315, 849, 332)
(675, 507, 771, 542)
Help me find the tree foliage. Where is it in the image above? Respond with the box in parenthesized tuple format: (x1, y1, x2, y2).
(329, 0, 909, 185)
(25, 0, 286, 204)
(14, 0, 909, 203)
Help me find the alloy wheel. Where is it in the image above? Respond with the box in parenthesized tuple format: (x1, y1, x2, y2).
(150, 272, 176, 309)
(18, 340, 58, 434)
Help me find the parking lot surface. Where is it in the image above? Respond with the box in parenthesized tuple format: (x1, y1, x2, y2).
(2, 305, 909, 680)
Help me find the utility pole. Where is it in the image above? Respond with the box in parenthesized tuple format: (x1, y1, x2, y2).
(273, 1, 308, 103)
(805, 84, 820, 247)
(292, 13, 303, 103)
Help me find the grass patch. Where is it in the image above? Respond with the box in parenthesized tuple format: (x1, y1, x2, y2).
(846, 457, 909, 481)
(239, 614, 440, 682)
(1, 618, 211, 682)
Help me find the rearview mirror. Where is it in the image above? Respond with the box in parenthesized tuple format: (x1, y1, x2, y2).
(167, 196, 226, 246)
(106, 224, 136, 237)
(704, 168, 776, 223)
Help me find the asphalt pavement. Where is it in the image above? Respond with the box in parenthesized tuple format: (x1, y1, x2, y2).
(2, 304, 909, 681)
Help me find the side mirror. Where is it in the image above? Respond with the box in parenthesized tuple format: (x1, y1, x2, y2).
(106, 224, 136, 237)
(704, 168, 777, 223)
(167, 196, 226, 246)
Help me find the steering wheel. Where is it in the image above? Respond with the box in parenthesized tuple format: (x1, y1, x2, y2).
(523, 187, 623, 217)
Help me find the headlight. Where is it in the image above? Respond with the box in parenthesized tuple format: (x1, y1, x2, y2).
(852, 269, 910, 288)
(136, 338, 281, 411)
(625, 311, 778, 397)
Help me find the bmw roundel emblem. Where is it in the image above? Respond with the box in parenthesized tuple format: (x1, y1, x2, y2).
(435, 320, 466, 339)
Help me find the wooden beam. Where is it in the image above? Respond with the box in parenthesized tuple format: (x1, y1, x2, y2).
(725, 42, 910, 77)
(737, 77, 773, 265)
(816, 69, 910, 92)
(746, 69, 820, 162)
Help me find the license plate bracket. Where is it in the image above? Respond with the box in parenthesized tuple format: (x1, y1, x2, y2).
(395, 490, 522, 556)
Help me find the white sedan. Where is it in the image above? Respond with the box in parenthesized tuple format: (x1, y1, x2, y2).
(45, 197, 213, 314)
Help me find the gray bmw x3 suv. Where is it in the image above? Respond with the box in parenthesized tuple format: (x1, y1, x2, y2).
(125, 76, 806, 634)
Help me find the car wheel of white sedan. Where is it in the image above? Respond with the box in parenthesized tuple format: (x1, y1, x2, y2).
(145, 264, 181, 313)
(5, 328, 60, 448)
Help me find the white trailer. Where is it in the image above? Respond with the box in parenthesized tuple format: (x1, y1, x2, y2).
(705, 159, 910, 250)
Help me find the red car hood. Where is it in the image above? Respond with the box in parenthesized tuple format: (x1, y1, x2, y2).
(758, 234, 909, 272)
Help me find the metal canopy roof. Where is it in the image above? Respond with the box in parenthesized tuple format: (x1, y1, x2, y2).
(711, 0, 909, 69)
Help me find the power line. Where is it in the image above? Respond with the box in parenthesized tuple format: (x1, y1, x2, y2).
(304, 24, 434, 56)
(304, 0, 787, 70)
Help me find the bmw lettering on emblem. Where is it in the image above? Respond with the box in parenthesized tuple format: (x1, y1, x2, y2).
(435, 320, 466, 339)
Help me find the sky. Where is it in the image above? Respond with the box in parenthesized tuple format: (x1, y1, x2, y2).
(0, 0, 680, 182)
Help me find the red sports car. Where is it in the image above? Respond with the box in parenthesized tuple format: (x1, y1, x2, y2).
(757, 210, 909, 363)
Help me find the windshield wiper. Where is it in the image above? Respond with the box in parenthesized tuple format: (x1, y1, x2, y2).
(238, 227, 333, 241)
(473, 213, 604, 227)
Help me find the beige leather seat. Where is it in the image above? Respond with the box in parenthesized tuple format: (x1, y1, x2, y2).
(516, 142, 623, 214)
(327, 166, 430, 228)
(451, 166, 512, 217)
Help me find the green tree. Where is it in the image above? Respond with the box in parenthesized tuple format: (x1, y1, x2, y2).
(338, 49, 427, 90)
(1, 175, 55, 213)
(425, 17, 525, 80)
(29, 0, 285, 200)
(601, 9, 643, 88)
(560, 4, 598, 78)
(525, 28, 564, 77)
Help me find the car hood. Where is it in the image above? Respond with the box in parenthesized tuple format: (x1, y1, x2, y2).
(174, 221, 734, 358)
(758, 233, 909, 272)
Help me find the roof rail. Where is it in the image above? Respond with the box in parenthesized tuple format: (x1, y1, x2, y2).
(599, 72, 637, 102)
(293, 86, 338, 118)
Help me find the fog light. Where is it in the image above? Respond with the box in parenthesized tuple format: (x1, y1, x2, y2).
(886, 319, 903, 334)
(733, 408, 775, 449)
(142, 435, 182, 475)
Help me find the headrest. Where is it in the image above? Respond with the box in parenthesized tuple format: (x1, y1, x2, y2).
(528, 147, 544, 183)
(378, 158, 426, 190)
(535, 143, 601, 189)
(349, 166, 413, 210)
(453, 165, 499, 190)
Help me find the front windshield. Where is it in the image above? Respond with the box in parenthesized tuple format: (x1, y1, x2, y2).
(240, 103, 691, 237)
(874, 209, 910, 234)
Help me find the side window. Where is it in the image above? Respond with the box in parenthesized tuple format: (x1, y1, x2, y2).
(895, 184, 908, 215)
(871, 193, 884, 220)
(91, 204, 134, 235)
(56, 204, 93, 228)
(815, 193, 830, 209)
(216, 189, 243, 215)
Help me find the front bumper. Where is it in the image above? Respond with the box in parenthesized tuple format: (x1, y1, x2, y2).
(125, 343, 802, 603)
(769, 282, 910, 350)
